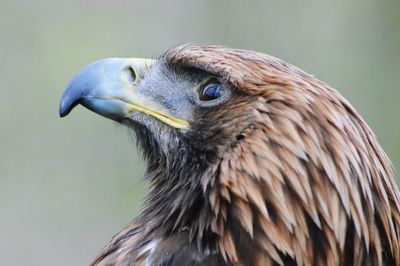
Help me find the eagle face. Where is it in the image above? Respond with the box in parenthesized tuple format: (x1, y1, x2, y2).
(60, 45, 400, 266)
(60, 50, 259, 171)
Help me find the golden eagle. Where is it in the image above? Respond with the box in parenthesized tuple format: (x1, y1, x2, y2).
(60, 45, 400, 266)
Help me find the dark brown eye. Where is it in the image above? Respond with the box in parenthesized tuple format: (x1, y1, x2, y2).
(198, 80, 225, 101)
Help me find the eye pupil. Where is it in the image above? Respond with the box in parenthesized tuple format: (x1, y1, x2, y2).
(199, 82, 223, 101)
(204, 84, 220, 98)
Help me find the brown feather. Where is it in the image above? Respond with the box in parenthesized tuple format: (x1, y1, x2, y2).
(91, 45, 400, 266)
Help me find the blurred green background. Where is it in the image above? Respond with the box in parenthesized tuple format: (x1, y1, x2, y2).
(0, 0, 399, 265)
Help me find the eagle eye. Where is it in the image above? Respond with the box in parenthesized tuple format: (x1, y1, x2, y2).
(198, 79, 225, 101)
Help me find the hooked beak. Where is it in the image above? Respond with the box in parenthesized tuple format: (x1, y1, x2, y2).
(59, 58, 189, 129)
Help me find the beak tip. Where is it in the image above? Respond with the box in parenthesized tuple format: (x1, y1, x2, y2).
(59, 95, 79, 118)
(59, 103, 70, 118)
(59, 108, 69, 118)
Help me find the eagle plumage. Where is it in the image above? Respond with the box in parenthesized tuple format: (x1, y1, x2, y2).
(60, 45, 400, 266)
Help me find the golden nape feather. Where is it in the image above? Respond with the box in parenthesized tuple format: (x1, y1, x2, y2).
(61, 45, 400, 266)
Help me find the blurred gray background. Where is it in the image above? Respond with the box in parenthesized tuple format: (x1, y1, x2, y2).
(0, 0, 399, 265)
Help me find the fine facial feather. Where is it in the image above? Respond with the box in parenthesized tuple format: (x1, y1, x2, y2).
(164, 45, 400, 265)
(66, 45, 400, 266)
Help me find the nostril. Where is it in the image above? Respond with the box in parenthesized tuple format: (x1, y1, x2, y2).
(128, 66, 137, 83)
(121, 66, 137, 85)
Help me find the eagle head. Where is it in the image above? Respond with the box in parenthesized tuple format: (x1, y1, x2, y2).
(60, 45, 400, 266)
